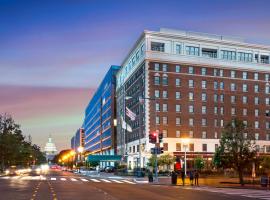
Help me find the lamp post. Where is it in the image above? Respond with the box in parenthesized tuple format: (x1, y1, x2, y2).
(182, 138, 189, 176)
(77, 146, 84, 173)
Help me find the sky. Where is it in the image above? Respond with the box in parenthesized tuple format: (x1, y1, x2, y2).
(1, 0, 270, 151)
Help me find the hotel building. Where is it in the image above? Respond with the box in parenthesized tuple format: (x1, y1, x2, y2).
(116, 28, 270, 169)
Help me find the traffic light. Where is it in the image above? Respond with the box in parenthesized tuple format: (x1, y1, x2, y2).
(158, 133, 163, 143)
(149, 132, 157, 143)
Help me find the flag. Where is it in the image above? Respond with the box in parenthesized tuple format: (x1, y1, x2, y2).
(126, 107, 136, 121)
(121, 116, 132, 132)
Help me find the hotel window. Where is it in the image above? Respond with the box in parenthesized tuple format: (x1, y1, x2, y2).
(214, 81, 218, 90)
(220, 94, 224, 102)
(220, 82, 224, 90)
(136, 51, 139, 61)
(255, 133, 259, 140)
(176, 44, 181, 54)
(188, 66, 194, 74)
(176, 143, 181, 151)
(219, 69, 224, 77)
(243, 121, 247, 126)
(155, 103, 160, 111)
(202, 118, 207, 126)
(214, 132, 218, 139)
(189, 92, 194, 101)
(162, 117, 168, 125)
(201, 80, 207, 89)
(202, 132, 207, 139)
(202, 144, 207, 152)
(155, 116, 160, 124)
(231, 107, 236, 115)
(266, 122, 270, 129)
(162, 130, 168, 138)
(175, 78, 181, 87)
(162, 75, 168, 85)
(202, 106, 207, 114)
(243, 133, 248, 139)
(189, 118, 194, 126)
(151, 42, 165, 52)
(220, 119, 224, 127)
(154, 76, 160, 85)
(255, 109, 259, 117)
(189, 131, 194, 138)
(267, 134, 270, 141)
(176, 130, 181, 137)
(214, 119, 218, 127)
(176, 104, 181, 112)
(243, 108, 247, 116)
(243, 84, 248, 92)
(175, 65, 181, 72)
(186, 46, 199, 56)
(221, 50, 236, 60)
(202, 93, 207, 101)
(201, 68, 207, 75)
(254, 85, 259, 93)
(254, 73, 259, 80)
(189, 105, 194, 113)
(176, 92, 181, 99)
(238, 52, 252, 62)
(140, 44, 145, 56)
(243, 96, 248, 104)
(214, 94, 218, 102)
(231, 70, 236, 78)
(154, 90, 160, 98)
(242, 72, 248, 79)
(255, 121, 259, 129)
(154, 63, 160, 71)
(163, 91, 168, 98)
(265, 74, 269, 81)
(176, 117, 181, 126)
(162, 104, 168, 112)
(255, 97, 259, 105)
(266, 98, 270, 105)
(231, 83, 236, 91)
(220, 107, 224, 115)
(189, 143, 194, 151)
(266, 86, 270, 94)
(189, 80, 194, 88)
(162, 64, 168, 72)
(231, 96, 236, 104)
(214, 106, 218, 114)
(213, 69, 218, 76)
(163, 143, 168, 151)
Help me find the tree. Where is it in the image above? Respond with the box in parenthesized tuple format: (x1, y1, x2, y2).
(194, 157, 205, 171)
(147, 155, 161, 168)
(159, 154, 175, 170)
(213, 119, 257, 186)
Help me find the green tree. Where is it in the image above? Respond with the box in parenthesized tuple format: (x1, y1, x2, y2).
(159, 154, 175, 169)
(194, 157, 205, 171)
(147, 155, 160, 168)
(213, 119, 257, 186)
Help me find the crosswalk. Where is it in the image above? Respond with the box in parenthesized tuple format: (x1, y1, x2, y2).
(184, 186, 270, 200)
(0, 176, 136, 185)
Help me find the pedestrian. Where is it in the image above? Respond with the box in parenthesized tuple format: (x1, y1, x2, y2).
(181, 170, 185, 186)
(194, 170, 199, 186)
(189, 170, 194, 186)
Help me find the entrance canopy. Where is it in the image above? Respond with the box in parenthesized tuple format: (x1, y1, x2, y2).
(86, 155, 122, 162)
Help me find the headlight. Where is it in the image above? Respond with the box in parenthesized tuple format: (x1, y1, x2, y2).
(5, 170, 9, 175)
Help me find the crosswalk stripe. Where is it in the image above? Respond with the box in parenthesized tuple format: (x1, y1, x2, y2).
(100, 179, 111, 183)
(90, 179, 100, 182)
(60, 178, 66, 181)
(121, 180, 136, 184)
(81, 178, 88, 182)
(2, 176, 10, 179)
(50, 177, 56, 180)
(71, 178, 77, 181)
(111, 180, 123, 183)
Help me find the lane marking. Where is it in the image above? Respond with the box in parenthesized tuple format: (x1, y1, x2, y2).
(71, 178, 77, 181)
(50, 177, 56, 180)
(122, 180, 136, 184)
(90, 179, 101, 182)
(111, 180, 123, 183)
(100, 179, 111, 183)
(81, 178, 89, 182)
(60, 178, 66, 181)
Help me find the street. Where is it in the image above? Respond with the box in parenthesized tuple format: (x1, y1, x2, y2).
(0, 169, 268, 200)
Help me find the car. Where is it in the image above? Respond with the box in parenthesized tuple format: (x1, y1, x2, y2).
(5, 166, 17, 176)
(104, 166, 116, 173)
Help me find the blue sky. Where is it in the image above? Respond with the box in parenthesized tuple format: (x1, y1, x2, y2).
(1, 0, 270, 150)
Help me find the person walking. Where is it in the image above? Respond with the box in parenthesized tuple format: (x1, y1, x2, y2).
(181, 170, 185, 186)
(189, 170, 194, 186)
(194, 170, 199, 186)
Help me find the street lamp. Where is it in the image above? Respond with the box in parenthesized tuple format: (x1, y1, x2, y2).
(182, 138, 189, 176)
(77, 146, 84, 173)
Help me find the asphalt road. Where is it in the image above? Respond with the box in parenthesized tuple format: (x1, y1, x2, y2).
(0, 170, 265, 200)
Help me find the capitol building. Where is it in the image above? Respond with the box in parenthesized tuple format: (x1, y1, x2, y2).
(44, 136, 57, 162)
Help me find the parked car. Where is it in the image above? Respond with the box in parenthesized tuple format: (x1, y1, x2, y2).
(104, 166, 116, 173)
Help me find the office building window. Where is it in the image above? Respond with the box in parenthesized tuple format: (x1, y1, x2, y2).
(220, 82, 224, 90)
(155, 116, 160, 124)
(186, 46, 199, 56)
(176, 143, 181, 151)
(254, 85, 259, 93)
(255, 97, 259, 105)
(243, 72, 248, 79)
(265, 74, 269, 81)
(231, 83, 236, 91)
(163, 91, 168, 98)
(189, 131, 194, 138)
(254, 73, 259, 80)
(231, 70, 236, 78)
(176, 117, 181, 126)
(154, 90, 160, 98)
(162, 117, 168, 125)
(189, 118, 194, 126)
(231, 96, 236, 104)
(176, 130, 181, 137)
(176, 44, 181, 54)
(231, 107, 236, 115)
(188, 66, 194, 74)
(175, 65, 181, 72)
(202, 144, 207, 152)
(202, 118, 207, 126)
(176, 104, 181, 112)
(214, 81, 218, 90)
(266, 98, 270, 105)
(151, 42, 165, 52)
(202, 93, 207, 101)
(162, 76, 168, 85)
(154, 63, 160, 71)
(255, 109, 259, 117)
(162, 104, 168, 112)
(266, 86, 270, 94)
(189, 92, 194, 101)
(189, 80, 194, 88)
(221, 50, 236, 60)
(189, 105, 194, 113)
(219, 69, 224, 77)
(154, 76, 160, 85)
(162, 64, 168, 72)
(201, 80, 207, 89)
(243, 96, 248, 104)
(175, 78, 181, 87)
(155, 103, 160, 111)
(238, 52, 252, 62)
(176, 92, 181, 99)
(243, 84, 248, 92)
(213, 69, 218, 76)
(202, 106, 207, 114)
(243, 108, 247, 116)
(201, 68, 207, 75)
(255, 121, 259, 129)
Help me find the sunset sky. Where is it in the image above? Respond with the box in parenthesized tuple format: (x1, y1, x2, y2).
(1, 0, 270, 151)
